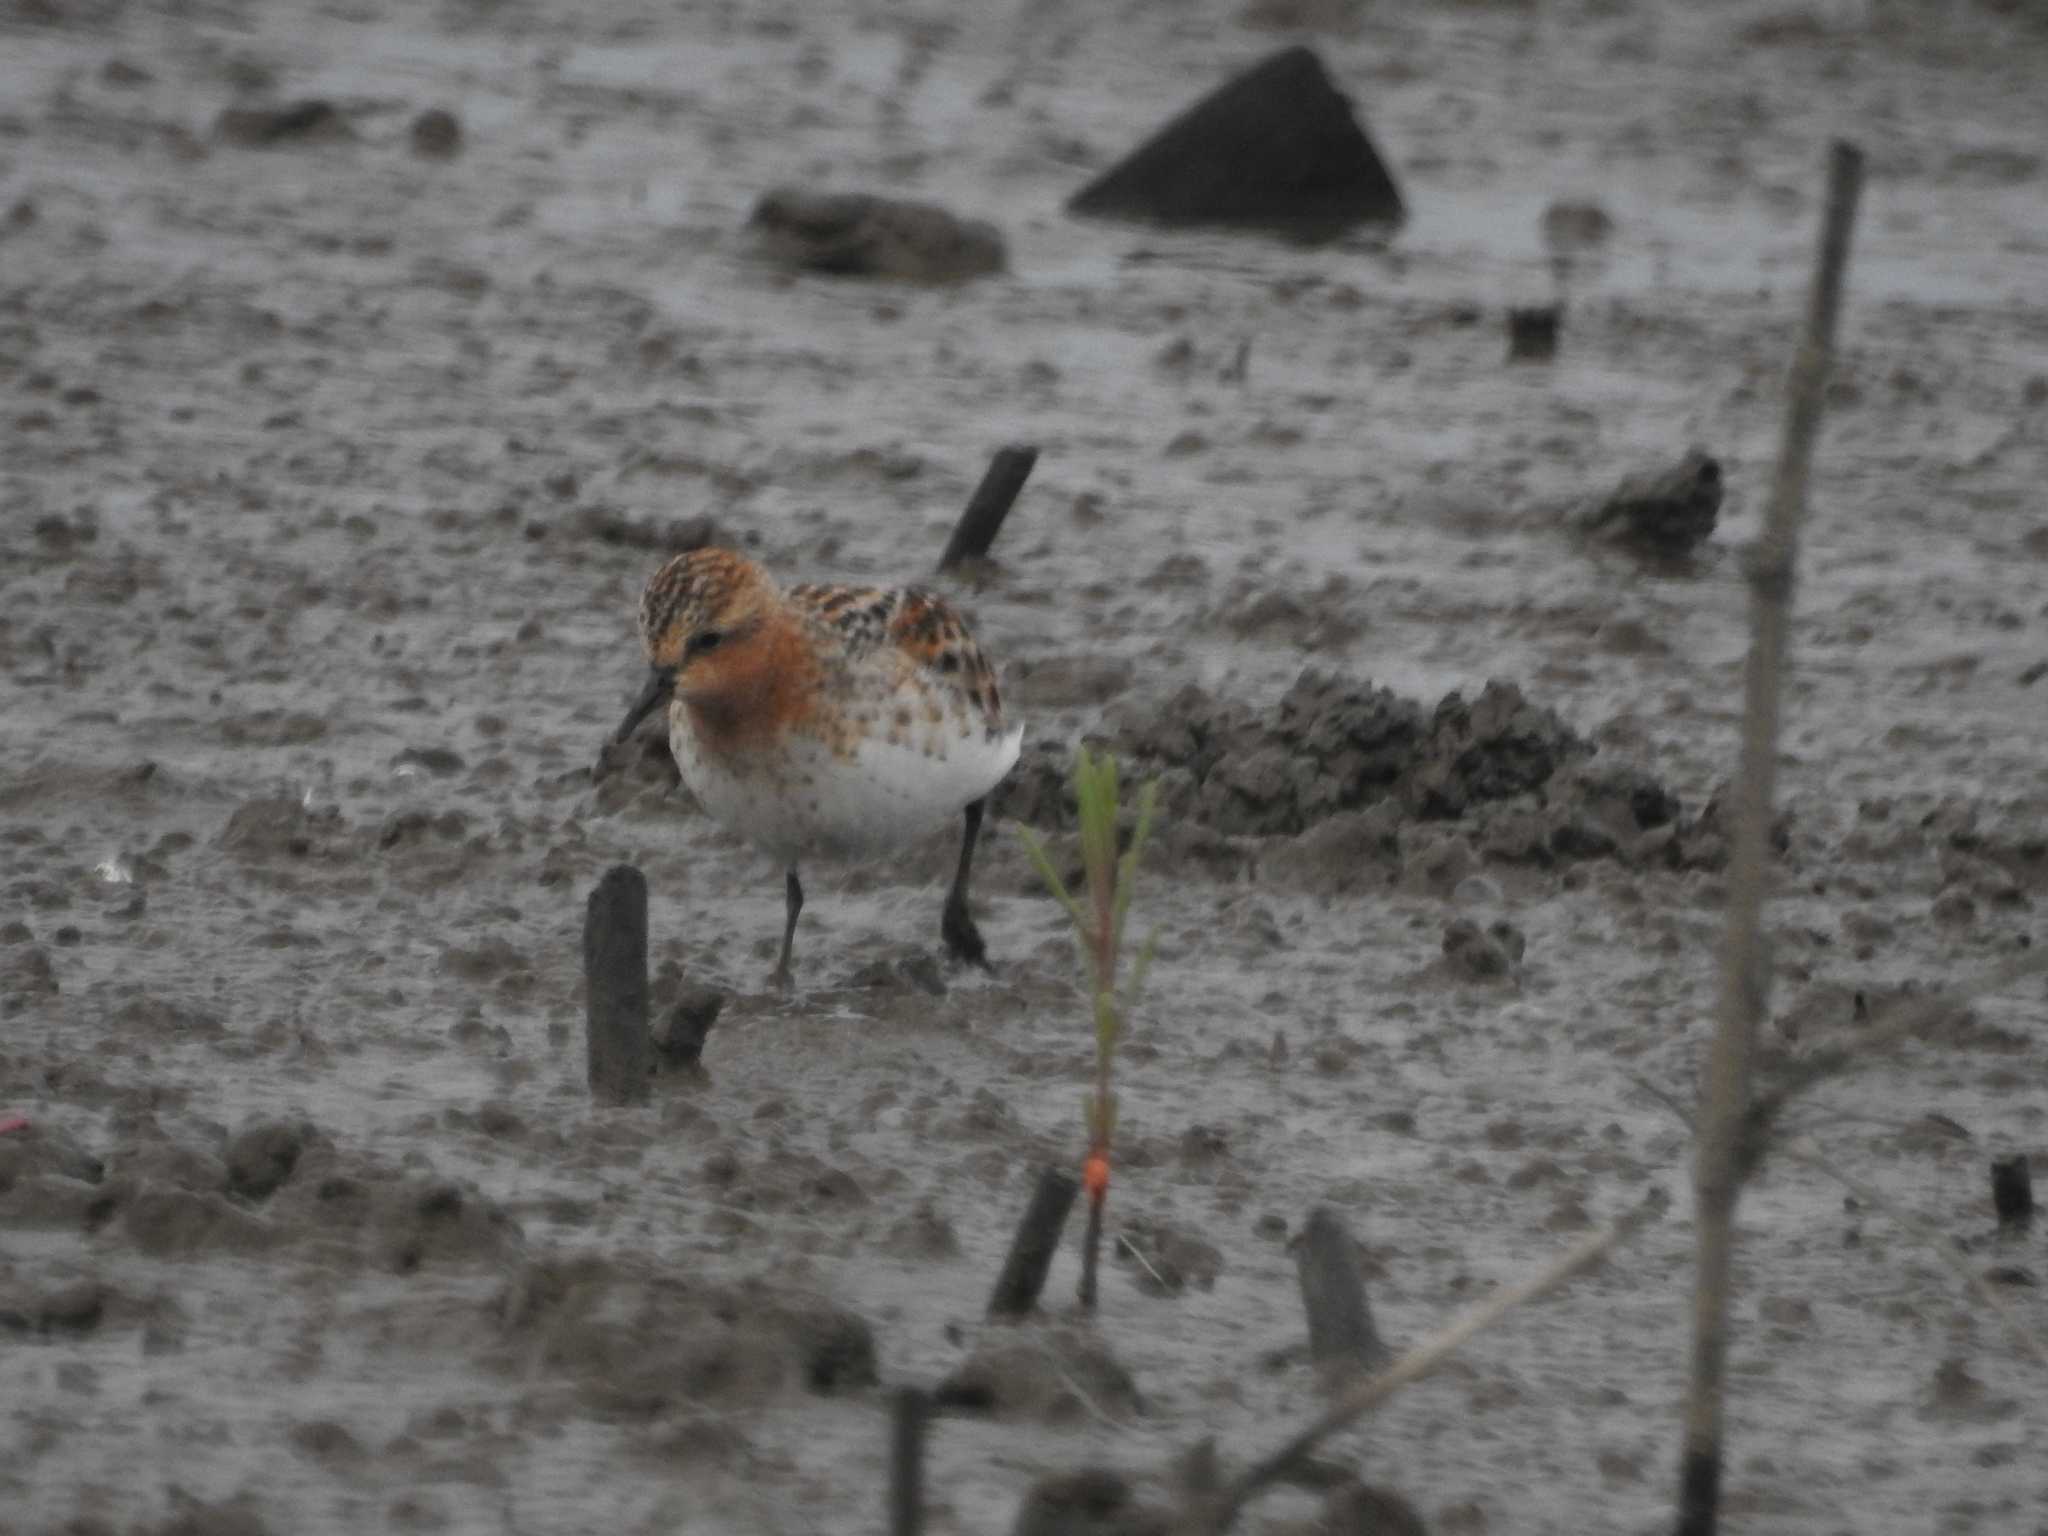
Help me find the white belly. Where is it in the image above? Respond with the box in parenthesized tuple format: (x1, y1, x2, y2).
(670, 716, 1022, 866)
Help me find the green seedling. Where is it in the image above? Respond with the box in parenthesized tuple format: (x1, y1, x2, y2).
(1017, 745, 1160, 1308)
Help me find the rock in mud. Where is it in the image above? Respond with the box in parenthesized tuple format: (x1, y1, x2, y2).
(749, 187, 1006, 283)
(1442, 917, 1526, 980)
(224, 1118, 309, 1200)
(1010, 1468, 1174, 1536)
(1068, 46, 1403, 237)
(215, 99, 351, 148)
(1567, 448, 1722, 560)
(409, 107, 461, 158)
(220, 795, 340, 860)
(652, 983, 723, 1071)
(936, 1323, 1141, 1423)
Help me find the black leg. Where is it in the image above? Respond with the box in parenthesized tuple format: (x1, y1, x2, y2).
(941, 799, 990, 967)
(774, 866, 803, 990)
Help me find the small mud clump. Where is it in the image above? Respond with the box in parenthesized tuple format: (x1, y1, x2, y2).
(1442, 917, 1527, 981)
(1010, 1467, 1175, 1536)
(937, 1323, 1141, 1423)
(749, 187, 1006, 283)
(224, 1119, 310, 1200)
(494, 1256, 875, 1416)
(409, 107, 462, 159)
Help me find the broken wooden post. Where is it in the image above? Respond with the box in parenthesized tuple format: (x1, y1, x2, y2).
(1077, 1181, 1106, 1311)
(939, 444, 1038, 571)
(988, 1165, 1080, 1318)
(584, 865, 651, 1105)
(1295, 1205, 1387, 1379)
(889, 1385, 930, 1536)
(1507, 305, 1561, 363)
(1992, 1155, 2033, 1229)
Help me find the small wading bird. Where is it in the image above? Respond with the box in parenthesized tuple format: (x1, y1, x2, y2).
(613, 548, 1022, 989)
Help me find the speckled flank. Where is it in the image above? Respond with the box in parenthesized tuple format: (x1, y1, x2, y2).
(788, 581, 1009, 741)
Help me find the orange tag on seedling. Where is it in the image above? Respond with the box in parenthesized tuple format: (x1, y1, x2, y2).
(1082, 1152, 1110, 1199)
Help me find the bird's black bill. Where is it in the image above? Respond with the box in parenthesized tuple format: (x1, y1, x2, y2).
(614, 668, 675, 743)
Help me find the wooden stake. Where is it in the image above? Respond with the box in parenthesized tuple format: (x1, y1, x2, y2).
(1678, 139, 1863, 1536)
(888, 1385, 930, 1536)
(988, 1166, 1079, 1318)
(938, 444, 1037, 570)
(1077, 1189, 1105, 1310)
(1992, 1155, 2034, 1230)
(1295, 1206, 1387, 1379)
(584, 864, 652, 1106)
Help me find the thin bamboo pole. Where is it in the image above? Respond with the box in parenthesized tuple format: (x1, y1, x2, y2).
(1676, 139, 1864, 1536)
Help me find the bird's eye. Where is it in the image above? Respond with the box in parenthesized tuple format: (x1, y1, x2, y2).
(688, 630, 724, 657)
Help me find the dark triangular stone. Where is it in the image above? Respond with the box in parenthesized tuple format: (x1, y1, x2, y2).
(1068, 46, 1404, 238)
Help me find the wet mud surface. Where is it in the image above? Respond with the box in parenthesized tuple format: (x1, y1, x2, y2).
(3, 1, 2047, 1532)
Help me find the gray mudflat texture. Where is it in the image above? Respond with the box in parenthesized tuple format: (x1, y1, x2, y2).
(3, 3, 2046, 1533)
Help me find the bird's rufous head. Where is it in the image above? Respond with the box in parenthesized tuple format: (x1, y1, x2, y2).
(613, 548, 780, 743)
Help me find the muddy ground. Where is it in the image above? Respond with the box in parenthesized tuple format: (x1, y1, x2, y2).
(3, 0, 2047, 1532)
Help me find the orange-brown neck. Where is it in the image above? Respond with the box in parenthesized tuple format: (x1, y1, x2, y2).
(677, 609, 822, 757)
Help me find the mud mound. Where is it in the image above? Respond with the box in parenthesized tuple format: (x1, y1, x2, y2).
(1110, 673, 1584, 835)
(997, 672, 1715, 880)
(936, 1322, 1142, 1423)
(492, 1255, 876, 1418)
(1005, 673, 1598, 832)
(1010, 1467, 1175, 1536)
(219, 795, 347, 861)
(2, 1114, 520, 1272)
